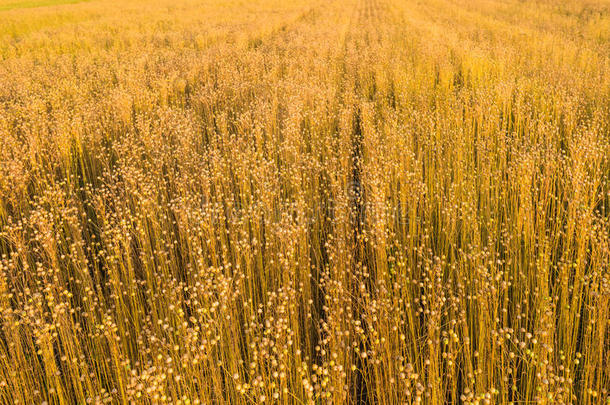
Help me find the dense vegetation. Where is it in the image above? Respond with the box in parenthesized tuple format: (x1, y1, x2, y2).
(0, 0, 609, 403)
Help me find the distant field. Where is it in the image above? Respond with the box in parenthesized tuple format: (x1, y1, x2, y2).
(0, 0, 608, 404)
(0, 0, 86, 11)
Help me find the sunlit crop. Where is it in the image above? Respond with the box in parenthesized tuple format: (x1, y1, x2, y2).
(0, 0, 609, 404)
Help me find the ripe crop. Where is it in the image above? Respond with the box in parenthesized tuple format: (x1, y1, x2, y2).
(0, 0, 608, 404)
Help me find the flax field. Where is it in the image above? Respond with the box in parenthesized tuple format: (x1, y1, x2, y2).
(0, 0, 609, 404)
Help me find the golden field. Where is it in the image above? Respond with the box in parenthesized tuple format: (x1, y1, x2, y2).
(0, 0, 609, 403)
